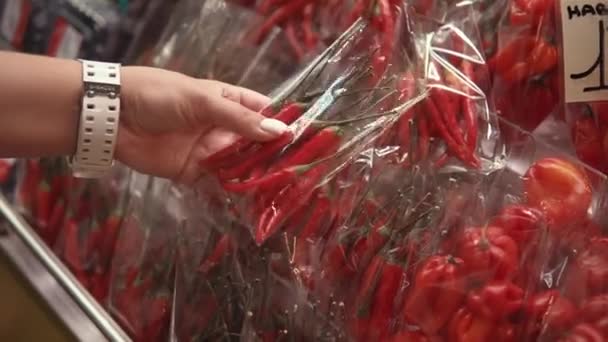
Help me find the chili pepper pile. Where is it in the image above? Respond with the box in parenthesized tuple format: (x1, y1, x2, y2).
(13, 161, 176, 342)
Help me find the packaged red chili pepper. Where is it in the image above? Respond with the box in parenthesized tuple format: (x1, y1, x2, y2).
(145, 0, 322, 95)
(107, 175, 178, 342)
(197, 5, 428, 246)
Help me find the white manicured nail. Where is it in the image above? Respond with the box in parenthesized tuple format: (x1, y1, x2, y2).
(260, 119, 288, 136)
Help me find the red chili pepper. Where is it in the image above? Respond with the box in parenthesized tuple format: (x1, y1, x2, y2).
(218, 131, 295, 181)
(466, 281, 524, 321)
(580, 295, 608, 335)
(257, 0, 287, 14)
(302, 3, 318, 50)
(199, 234, 232, 274)
(201, 102, 305, 169)
(402, 255, 466, 334)
(44, 198, 65, 245)
(423, 94, 479, 168)
(99, 214, 122, 268)
(297, 193, 332, 240)
(64, 219, 84, 272)
(19, 159, 41, 213)
(285, 20, 305, 61)
(366, 260, 406, 341)
(90, 270, 110, 303)
(349, 215, 392, 271)
(143, 296, 171, 341)
(432, 88, 466, 148)
(371, 0, 395, 80)
(455, 226, 519, 283)
(418, 112, 431, 162)
(48, 174, 67, 208)
(0, 160, 10, 184)
(344, 0, 366, 28)
(490, 204, 545, 246)
(560, 323, 605, 342)
(269, 126, 343, 172)
(222, 163, 313, 194)
(461, 61, 478, 152)
(526, 290, 578, 334)
(34, 179, 52, 230)
(251, 0, 314, 45)
(256, 163, 328, 244)
(447, 307, 494, 342)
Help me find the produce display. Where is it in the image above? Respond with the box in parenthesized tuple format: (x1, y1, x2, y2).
(5, 0, 608, 341)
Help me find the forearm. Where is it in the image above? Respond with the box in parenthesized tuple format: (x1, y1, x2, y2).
(0, 52, 82, 157)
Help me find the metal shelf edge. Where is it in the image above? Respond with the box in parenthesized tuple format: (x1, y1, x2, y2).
(0, 192, 130, 342)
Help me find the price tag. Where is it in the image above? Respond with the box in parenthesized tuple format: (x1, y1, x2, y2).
(560, 1, 608, 103)
(0, 0, 31, 48)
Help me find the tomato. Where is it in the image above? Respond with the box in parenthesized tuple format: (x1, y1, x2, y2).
(523, 157, 592, 224)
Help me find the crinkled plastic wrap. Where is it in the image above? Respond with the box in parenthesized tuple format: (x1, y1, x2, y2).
(107, 175, 179, 341)
(198, 12, 422, 245)
(12, 158, 132, 304)
(147, 0, 320, 94)
(173, 2, 510, 341)
(486, 0, 559, 140)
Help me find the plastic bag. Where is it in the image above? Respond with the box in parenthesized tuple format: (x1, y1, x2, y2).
(147, 0, 317, 94)
(199, 6, 427, 245)
(487, 0, 559, 139)
(107, 175, 178, 341)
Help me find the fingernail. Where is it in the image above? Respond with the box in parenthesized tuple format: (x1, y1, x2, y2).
(260, 119, 288, 136)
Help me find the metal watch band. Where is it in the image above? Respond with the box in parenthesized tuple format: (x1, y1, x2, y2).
(70, 60, 121, 179)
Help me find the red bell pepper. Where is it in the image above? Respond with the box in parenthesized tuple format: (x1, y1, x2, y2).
(580, 295, 608, 335)
(493, 323, 517, 342)
(572, 116, 607, 173)
(566, 238, 608, 299)
(389, 330, 439, 342)
(455, 226, 519, 283)
(526, 290, 578, 335)
(466, 281, 524, 321)
(402, 255, 466, 334)
(447, 307, 494, 342)
(490, 204, 545, 246)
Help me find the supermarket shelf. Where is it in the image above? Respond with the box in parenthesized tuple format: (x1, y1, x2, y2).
(0, 193, 130, 342)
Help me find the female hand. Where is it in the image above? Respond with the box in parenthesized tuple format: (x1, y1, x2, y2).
(117, 66, 287, 184)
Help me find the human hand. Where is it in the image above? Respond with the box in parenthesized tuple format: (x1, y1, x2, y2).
(116, 66, 288, 184)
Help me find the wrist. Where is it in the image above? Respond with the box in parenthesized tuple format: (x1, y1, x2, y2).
(69, 60, 122, 178)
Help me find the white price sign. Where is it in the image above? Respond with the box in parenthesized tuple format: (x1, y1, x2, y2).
(561, 1, 608, 103)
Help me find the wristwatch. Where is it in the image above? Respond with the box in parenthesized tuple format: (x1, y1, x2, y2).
(69, 60, 121, 179)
